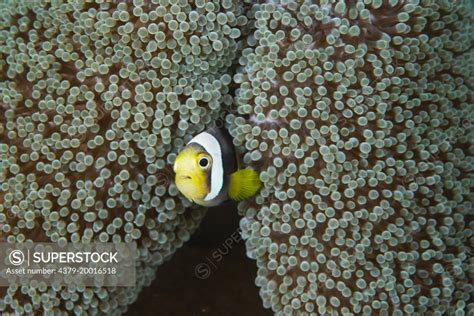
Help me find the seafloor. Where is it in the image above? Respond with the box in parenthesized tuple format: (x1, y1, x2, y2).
(127, 202, 272, 316)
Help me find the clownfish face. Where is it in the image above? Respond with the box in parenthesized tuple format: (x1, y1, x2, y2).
(174, 146, 212, 203)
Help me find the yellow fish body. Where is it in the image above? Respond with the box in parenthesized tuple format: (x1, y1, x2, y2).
(174, 128, 261, 207)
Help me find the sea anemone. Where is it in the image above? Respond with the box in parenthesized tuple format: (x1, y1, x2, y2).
(229, 0, 473, 314)
(0, 0, 246, 314)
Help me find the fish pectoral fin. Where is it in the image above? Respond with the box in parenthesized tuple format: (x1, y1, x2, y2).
(228, 168, 261, 201)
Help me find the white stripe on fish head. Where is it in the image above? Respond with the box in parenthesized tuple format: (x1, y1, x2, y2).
(188, 132, 223, 201)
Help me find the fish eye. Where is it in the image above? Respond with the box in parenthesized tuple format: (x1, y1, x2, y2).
(198, 157, 210, 168)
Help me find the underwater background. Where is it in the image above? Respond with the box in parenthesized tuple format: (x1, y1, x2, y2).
(126, 202, 271, 316)
(0, 0, 472, 315)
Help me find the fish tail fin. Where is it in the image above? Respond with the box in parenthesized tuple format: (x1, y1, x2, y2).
(228, 168, 261, 201)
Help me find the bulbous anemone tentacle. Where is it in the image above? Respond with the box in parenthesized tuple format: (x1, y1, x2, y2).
(0, 0, 247, 314)
(229, 0, 473, 314)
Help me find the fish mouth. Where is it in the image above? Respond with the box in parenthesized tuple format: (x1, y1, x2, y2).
(175, 172, 204, 204)
(176, 180, 196, 202)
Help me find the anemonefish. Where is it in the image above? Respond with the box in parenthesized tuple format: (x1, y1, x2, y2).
(173, 128, 261, 207)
